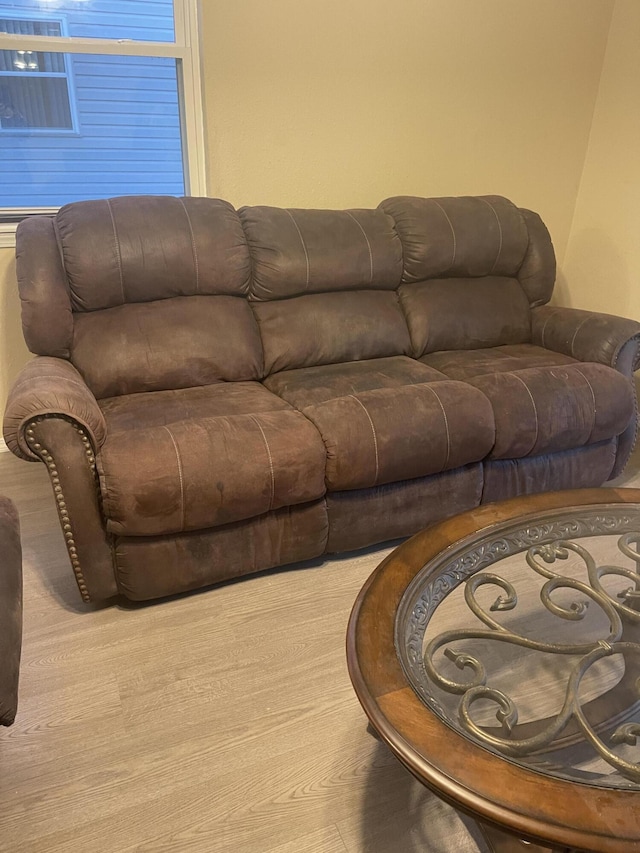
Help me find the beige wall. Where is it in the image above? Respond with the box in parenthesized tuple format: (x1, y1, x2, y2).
(0, 0, 614, 410)
(0, 248, 30, 420)
(201, 0, 612, 257)
(562, 0, 640, 318)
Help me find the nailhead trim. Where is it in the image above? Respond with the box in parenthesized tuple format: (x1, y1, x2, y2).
(25, 416, 96, 602)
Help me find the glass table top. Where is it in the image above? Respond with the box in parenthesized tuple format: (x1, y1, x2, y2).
(395, 502, 640, 790)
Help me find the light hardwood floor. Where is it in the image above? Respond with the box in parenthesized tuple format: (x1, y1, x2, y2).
(1, 447, 639, 853)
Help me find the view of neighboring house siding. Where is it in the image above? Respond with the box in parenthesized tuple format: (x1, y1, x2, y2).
(0, 0, 184, 207)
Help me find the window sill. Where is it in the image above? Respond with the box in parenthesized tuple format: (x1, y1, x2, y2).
(0, 210, 58, 249)
(0, 223, 17, 250)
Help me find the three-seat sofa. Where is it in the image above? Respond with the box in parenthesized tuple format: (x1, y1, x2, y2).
(4, 194, 639, 603)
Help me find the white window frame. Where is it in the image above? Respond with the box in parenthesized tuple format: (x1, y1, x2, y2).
(0, 0, 206, 248)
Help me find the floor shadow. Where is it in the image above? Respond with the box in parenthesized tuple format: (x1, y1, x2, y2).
(345, 724, 488, 853)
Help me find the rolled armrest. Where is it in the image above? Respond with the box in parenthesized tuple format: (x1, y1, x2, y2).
(532, 306, 640, 372)
(3, 357, 106, 461)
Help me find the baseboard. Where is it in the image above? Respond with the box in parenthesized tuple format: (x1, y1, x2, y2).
(0, 437, 8, 453)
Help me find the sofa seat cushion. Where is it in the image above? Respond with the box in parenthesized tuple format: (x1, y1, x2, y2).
(302, 381, 495, 490)
(98, 409, 327, 537)
(100, 381, 290, 434)
(468, 363, 634, 460)
(263, 356, 447, 408)
(420, 344, 577, 380)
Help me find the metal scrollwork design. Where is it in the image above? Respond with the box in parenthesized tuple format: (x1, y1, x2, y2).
(397, 512, 640, 785)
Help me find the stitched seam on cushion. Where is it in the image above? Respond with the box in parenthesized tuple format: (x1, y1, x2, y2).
(509, 373, 540, 455)
(349, 396, 379, 485)
(285, 210, 310, 290)
(479, 198, 503, 274)
(539, 313, 553, 349)
(424, 386, 451, 471)
(345, 211, 374, 285)
(52, 218, 67, 276)
(432, 200, 457, 268)
(251, 416, 275, 510)
(106, 198, 125, 304)
(179, 198, 200, 294)
(573, 367, 597, 443)
(162, 426, 185, 531)
(570, 316, 591, 358)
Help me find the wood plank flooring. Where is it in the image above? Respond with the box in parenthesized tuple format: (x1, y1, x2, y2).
(1, 447, 639, 853)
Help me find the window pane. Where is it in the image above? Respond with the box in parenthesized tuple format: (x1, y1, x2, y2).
(1, 21, 72, 129)
(0, 53, 185, 206)
(1, 17, 61, 37)
(1, 47, 67, 72)
(1, 75, 72, 128)
(0, 1, 175, 43)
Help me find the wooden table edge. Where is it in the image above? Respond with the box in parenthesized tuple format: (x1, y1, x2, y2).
(346, 488, 640, 852)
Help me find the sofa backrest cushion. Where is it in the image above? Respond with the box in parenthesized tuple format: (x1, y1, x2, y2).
(379, 195, 528, 281)
(380, 195, 555, 306)
(56, 195, 251, 312)
(16, 193, 558, 393)
(380, 195, 556, 356)
(239, 205, 408, 373)
(31, 196, 260, 397)
(399, 276, 531, 356)
(253, 291, 411, 375)
(239, 206, 403, 299)
(72, 295, 263, 398)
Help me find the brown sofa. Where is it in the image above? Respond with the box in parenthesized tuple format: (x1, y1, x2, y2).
(0, 496, 22, 726)
(4, 194, 639, 603)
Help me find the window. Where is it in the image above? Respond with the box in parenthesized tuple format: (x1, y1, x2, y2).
(1, 17, 76, 131)
(0, 0, 206, 247)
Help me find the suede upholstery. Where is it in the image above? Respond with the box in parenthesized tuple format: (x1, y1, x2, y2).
(239, 206, 402, 298)
(4, 194, 640, 604)
(56, 196, 251, 310)
(0, 497, 22, 726)
(72, 295, 264, 398)
(399, 276, 531, 356)
(263, 356, 446, 408)
(99, 409, 327, 536)
(469, 364, 633, 460)
(421, 344, 577, 379)
(253, 290, 411, 374)
(303, 382, 494, 490)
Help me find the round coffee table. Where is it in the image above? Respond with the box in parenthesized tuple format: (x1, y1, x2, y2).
(347, 488, 640, 853)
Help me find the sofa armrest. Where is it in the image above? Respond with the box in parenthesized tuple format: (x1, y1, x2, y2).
(3, 357, 106, 462)
(532, 305, 640, 374)
(532, 305, 640, 482)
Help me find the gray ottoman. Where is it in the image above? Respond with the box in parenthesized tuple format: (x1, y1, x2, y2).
(0, 497, 22, 727)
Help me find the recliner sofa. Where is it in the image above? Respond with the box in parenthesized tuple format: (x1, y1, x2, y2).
(4, 194, 639, 603)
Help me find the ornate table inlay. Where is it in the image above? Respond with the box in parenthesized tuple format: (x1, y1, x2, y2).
(396, 505, 640, 790)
